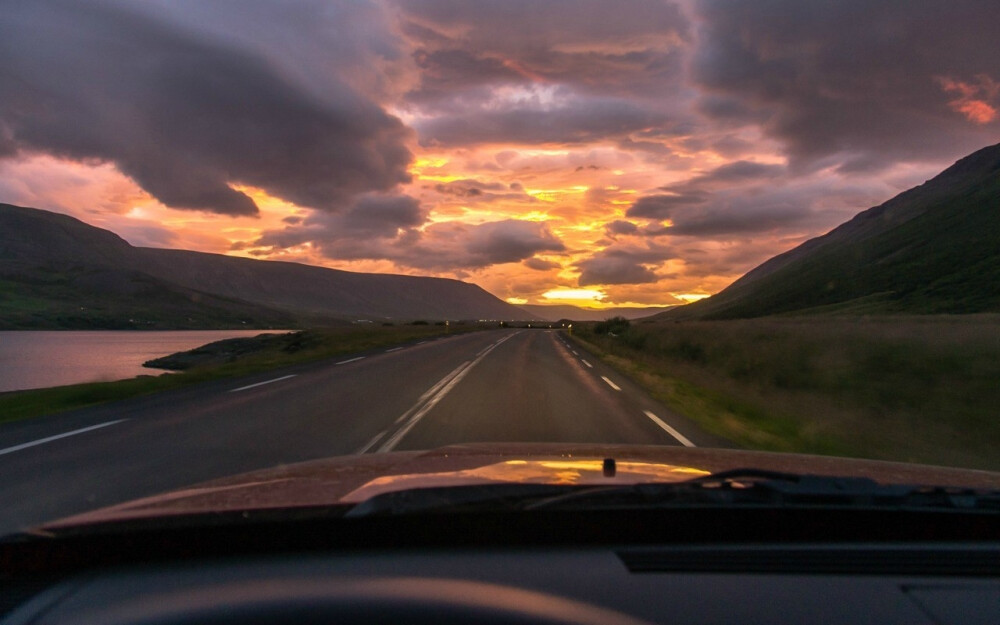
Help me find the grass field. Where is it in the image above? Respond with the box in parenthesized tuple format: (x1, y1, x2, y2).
(0, 323, 486, 424)
(572, 315, 1000, 471)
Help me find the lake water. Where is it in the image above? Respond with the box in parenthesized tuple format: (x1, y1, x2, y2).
(0, 330, 291, 393)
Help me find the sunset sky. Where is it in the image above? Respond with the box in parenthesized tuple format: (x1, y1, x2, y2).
(1, 0, 998, 308)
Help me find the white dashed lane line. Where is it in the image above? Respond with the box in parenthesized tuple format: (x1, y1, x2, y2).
(359, 331, 521, 454)
(601, 376, 622, 391)
(643, 410, 696, 447)
(230, 375, 297, 393)
(0, 420, 128, 457)
(563, 336, 693, 447)
(336, 357, 366, 365)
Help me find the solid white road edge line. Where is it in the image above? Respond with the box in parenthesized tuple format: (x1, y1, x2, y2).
(601, 376, 622, 391)
(0, 420, 128, 457)
(336, 356, 366, 365)
(229, 374, 297, 393)
(643, 410, 696, 447)
(385, 347, 403, 353)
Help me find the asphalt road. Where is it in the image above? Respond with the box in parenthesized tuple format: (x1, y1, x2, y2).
(0, 329, 724, 534)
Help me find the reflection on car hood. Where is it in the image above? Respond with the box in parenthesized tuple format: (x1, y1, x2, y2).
(45, 444, 1000, 528)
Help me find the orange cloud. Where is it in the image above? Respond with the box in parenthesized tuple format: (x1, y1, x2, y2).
(937, 75, 999, 124)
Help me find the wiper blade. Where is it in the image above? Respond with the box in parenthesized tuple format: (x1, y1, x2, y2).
(523, 468, 1000, 512)
(344, 469, 1000, 517)
(344, 483, 573, 517)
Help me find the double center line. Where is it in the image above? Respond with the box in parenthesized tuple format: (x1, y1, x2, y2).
(357, 332, 518, 454)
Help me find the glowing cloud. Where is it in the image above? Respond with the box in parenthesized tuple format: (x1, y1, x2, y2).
(937, 75, 999, 124)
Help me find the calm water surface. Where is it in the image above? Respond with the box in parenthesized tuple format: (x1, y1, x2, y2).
(0, 330, 290, 392)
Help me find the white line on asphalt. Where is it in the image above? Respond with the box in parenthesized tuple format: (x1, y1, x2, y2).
(229, 374, 297, 393)
(376, 361, 473, 453)
(643, 410, 696, 447)
(581, 359, 593, 368)
(416, 341, 427, 345)
(601, 376, 622, 391)
(336, 356, 366, 365)
(0, 420, 127, 457)
(385, 347, 403, 353)
(356, 429, 390, 454)
(572, 350, 579, 355)
(370, 331, 521, 453)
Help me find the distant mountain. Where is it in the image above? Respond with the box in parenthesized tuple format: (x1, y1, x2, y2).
(0, 204, 530, 329)
(521, 304, 674, 322)
(666, 142, 1000, 320)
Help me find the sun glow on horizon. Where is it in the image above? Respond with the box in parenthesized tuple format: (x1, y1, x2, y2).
(542, 288, 607, 302)
(673, 293, 711, 303)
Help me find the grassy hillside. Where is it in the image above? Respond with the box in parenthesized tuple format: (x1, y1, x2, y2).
(0, 266, 300, 330)
(670, 143, 1000, 319)
(0, 203, 530, 327)
(571, 315, 1000, 471)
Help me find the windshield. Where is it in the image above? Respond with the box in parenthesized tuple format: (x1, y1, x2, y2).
(1, 0, 999, 534)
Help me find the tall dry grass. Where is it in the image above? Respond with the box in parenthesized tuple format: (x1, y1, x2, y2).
(575, 315, 1000, 470)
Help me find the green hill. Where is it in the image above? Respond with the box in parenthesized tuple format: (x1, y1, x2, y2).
(0, 203, 530, 329)
(668, 142, 1000, 319)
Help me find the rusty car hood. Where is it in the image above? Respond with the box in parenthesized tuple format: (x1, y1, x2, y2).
(44, 443, 1000, 528)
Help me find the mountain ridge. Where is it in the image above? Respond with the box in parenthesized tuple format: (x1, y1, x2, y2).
(0, 203, 531, 328)
(664, 142, 1000, 319)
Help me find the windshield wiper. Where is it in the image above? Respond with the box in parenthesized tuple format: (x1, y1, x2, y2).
(346, 469, 1000, 517)
(525, 468, 1000, 511)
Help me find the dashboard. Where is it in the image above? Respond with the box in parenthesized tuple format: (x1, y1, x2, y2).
(2, 508, 998, 625)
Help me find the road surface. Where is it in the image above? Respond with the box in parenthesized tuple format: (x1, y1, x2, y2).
(0, 329, 724, 534)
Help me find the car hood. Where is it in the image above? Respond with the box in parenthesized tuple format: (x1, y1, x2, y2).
(44, 444, 1000, 529)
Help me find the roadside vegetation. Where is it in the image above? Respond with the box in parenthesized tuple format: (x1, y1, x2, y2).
(571, 315, 1000, 471)
(0, 323, 487, 424)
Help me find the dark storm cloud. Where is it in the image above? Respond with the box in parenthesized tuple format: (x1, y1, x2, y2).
(523, 257, 562, 271)
(414, 97, 672, 148)
(329, 194, 426, 239)
(463, 220, 566, 265)
(394, 0, 690, 98)
(254, 194, 426, 248)
(686, 161, 785, 185)
(692, 0, 1000, 169)
(627, 193, 708, 219)
(0, 0, 412, 215)
(576, 246, 671, 286)
(605, 220, 640, 236)
(431, 179, 532, 202)
(605, 220, 671, 239)
(255, 214, 565, 272)
(627, 179, 851, 238)
(655, 196, 808, 237)
(407, 49, 523, 105)
(624, 158, 817, 236)
(393, 0, 693, 148)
